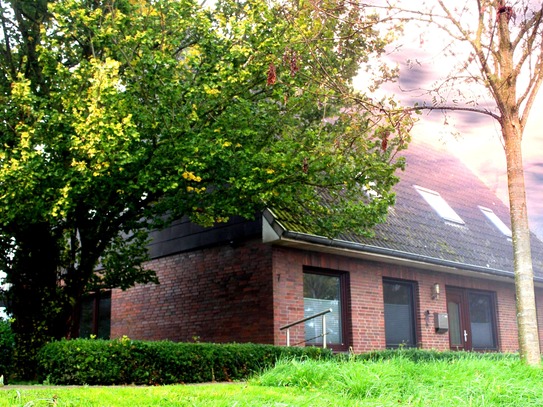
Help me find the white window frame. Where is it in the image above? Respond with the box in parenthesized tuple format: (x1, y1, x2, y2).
(479, 206, 512, 238)
(414, 185, 465, 225)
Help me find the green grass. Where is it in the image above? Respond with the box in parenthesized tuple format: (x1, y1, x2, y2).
(2, 353, 543, 406)
(0, 384, 344, 407)
(254, 354, 543, 406)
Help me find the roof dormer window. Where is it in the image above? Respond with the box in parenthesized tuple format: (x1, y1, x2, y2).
(362, 181, 381, 199)
(414, 185, 465, 225)
(479, 206, 512, 238)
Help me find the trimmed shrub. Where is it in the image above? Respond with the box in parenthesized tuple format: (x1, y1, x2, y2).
(37, 338, 332, 385)
(0, 319, 15, 383)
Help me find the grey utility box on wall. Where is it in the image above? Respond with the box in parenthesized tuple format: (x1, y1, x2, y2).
(434, 313, 449, 333)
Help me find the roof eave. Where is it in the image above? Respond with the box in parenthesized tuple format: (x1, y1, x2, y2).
(262, 209, 543, 287)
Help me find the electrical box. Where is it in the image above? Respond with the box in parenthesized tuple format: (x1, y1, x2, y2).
(434, 313, 449, 333)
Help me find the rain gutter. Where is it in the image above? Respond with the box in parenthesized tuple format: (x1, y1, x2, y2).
(262, 209, 543, 286)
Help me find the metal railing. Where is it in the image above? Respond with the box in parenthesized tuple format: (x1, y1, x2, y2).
(279, 308, 332, 348)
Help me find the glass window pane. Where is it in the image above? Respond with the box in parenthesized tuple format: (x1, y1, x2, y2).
(383, 281, 416, 348)
(79, 296, 95, 338)
(479, 206, 512, 237)
(469, 293, 496, 349)
(97, 293, 111, 339)
(414, 186, 464, 224)
(304, 273, 342, 345)
(447, 301, 462, 346)
(79, 292, 111, 339)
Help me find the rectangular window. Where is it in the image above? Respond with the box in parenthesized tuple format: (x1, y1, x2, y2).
(447, 300, 463, 347)
(79, 291, 111, 339)
(479, 206, 512, 237)
(303, 269, 348, 350)
(468, 292, 497, 349)
(414, 185, 465, 224)
(383, 279, 417, 348)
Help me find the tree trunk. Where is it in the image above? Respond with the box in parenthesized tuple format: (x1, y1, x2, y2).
(6, 224, 68, 379)
(503, 120, 541, 365)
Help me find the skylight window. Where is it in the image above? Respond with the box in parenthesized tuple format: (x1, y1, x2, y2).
(479, 206, 512, 238)
(414, 185, 465, 225)
(362, 181, 381, 199)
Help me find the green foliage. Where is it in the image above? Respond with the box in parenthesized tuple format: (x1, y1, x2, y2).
(3, 351, 543, 406)
(36, 338, 332, 385)
(0, 0, 410, 378)
(0, 319, 15, 382)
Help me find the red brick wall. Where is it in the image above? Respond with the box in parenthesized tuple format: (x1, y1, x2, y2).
(271, 245, 528, 353)
(111, 239, 274, 343)
(111, 240, 543, 354)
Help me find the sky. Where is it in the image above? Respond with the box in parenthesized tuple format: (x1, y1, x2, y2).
(355, 2, 543, 240)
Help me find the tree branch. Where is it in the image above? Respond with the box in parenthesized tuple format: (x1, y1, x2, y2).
(0, 8, 16, 78)
(512, 7, 543, 79)
(408, 104, 501, 122)
(519, 52, 543, 130)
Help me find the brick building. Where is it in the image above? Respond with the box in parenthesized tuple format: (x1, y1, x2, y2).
(102, 142, 543, 353)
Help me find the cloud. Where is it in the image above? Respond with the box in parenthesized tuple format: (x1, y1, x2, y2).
(356, 13, 543, 239)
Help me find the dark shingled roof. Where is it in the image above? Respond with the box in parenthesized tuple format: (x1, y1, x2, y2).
(266, 141, 543, 279)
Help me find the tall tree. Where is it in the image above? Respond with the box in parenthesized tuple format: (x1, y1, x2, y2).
(383, 0, 543, 364)
(0, 0, 410, 377)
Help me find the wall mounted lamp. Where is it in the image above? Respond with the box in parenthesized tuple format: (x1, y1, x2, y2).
(431, 283, 440, 300)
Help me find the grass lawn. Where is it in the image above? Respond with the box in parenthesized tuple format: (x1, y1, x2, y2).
(0, 383, 342, 407)
(1, 354, 543, 406)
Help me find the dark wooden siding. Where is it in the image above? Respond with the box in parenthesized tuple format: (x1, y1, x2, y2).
(147, 215, 262, 259)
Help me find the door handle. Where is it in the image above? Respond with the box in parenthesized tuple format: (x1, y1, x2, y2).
(464, 330, 468, 342)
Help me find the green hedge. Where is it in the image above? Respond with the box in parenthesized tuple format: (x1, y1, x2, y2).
(37, 337, 332, 385)
(0, 319, 14, 383)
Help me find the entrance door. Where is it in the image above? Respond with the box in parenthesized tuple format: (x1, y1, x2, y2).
(447, 289, 468, 350)
(446, 288, 498, 351)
